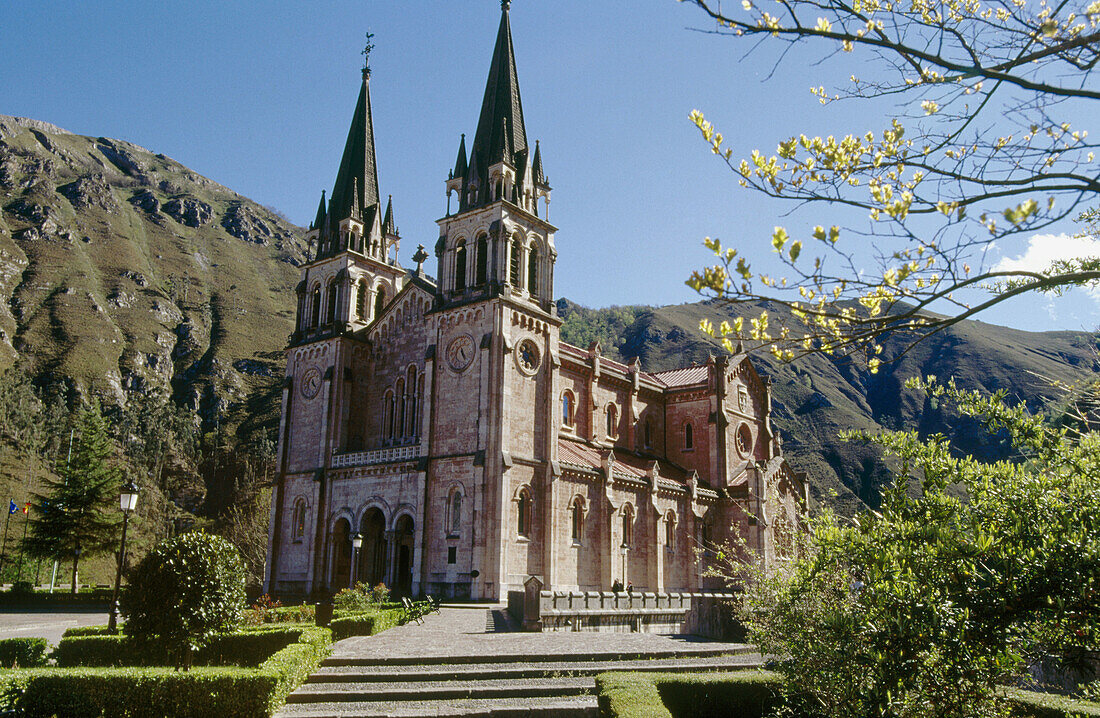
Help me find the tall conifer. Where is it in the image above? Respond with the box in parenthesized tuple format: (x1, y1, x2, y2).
(26, 401, 122, 593)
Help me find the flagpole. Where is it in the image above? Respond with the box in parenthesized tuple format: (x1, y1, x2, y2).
(16, 503, 29, 584)
(0, 503, 12, 581)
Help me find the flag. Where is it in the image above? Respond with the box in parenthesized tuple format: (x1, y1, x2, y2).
(7, 500, 14, 515)
(22, 503, 29, 514)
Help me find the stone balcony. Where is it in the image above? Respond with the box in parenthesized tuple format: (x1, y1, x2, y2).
(331, 443, 422, 469)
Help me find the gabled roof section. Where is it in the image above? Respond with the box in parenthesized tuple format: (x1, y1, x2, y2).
(650, 365, 709, 388)
(470, 4, 528, 182)
(330, 69, 381, 222)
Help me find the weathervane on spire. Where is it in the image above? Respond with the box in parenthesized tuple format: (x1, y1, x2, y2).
(361, 31, 375, 77)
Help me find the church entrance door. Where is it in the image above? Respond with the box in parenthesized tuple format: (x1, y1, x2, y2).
(394, 514, 415, 596)
(359, 508, 387, 587)
(330, 518, 352, 590)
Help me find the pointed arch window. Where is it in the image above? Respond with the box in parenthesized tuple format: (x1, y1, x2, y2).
(292, 499, 308, 542)
(406, 367, 419, 438)
(517, 488, 533, 538)
(684, 422, 694, 450)
(383, 390, 395, 443)
(621, 504, 634, 548)
(326, 281, 340, 325)
(396, 379, 407, 440)
(509, 238, 522, 286)
(527, 246, 538, 296)
(606, 404, 618, 439)
(561, 391, 575, 429)
(449, 489, 462, 537)
(571, 496, 585, 544)
(643, 417, 653, 449)
(310, 285, 321, 328)
(374, 287, 386, 321)
(475, 235, 488, 286)
(454, 240, 467, 292)
(356, 280, 367, 320)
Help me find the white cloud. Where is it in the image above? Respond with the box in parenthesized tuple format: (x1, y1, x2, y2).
(994, 233, 1100, 302)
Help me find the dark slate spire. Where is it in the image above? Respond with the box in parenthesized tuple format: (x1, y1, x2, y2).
(382, 195, 396, 236)
(312, 190, 326, 230)
(532, 140, 547, 186)
(469, 3, 528, 185)
(453, 134, 468, 179)
(330, 67, 381, 222)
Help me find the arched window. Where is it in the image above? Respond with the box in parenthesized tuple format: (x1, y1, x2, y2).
(396, 379, 406, 440)
(356, 280, 367, 320)
(310, 285, 321, 328)
(571, 497, 584, 543)
(621, 504, 634, 548)
(517, 488, 533, 538)
(561, 391, 575, 428)
(684, 422, 694, 450)
(644, 417, 653, 449)
(406, 367, 419, 437)
(292, 499, 307, 542)
(509, 238, 522, 286)
(702, 512, 714, 549)
(383, 390, 395, 442)
(475, 235, 488, 286)
(374, 287, 386, 321)
(454, 240, 467, 292)
(606, 404, 618, 439)
(449, 490, 462, 536)
(527, 246, 538, 295)
(665, 511, 676, 552)
(326, 281, 338, 324)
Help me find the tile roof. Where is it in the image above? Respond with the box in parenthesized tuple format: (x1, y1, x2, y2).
(649, 366, 708, 388)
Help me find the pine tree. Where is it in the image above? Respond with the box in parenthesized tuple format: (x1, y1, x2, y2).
(26, 401, 122, 593)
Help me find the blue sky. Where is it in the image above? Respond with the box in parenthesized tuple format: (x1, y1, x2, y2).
(2, 1, 1096, 332)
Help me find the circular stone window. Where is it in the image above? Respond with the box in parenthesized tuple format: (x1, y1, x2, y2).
(735, 423, 753, 457)
(516, 338, 541, 375)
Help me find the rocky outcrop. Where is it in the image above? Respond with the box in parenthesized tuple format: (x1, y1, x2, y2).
(58, 173, 118, 212)
(222, 202, 274, 245)
(163, 196, 212, 227)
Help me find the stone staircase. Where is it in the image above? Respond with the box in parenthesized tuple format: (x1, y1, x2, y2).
(275, 645, 762, 717)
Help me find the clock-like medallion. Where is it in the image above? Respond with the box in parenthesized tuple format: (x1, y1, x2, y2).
(516, 338, 540, 375)
(300, 366, 322, 399)
(446, 334, 476, 372)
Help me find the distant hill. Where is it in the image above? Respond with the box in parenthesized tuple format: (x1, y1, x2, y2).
(0, 115, 309, 428)
(558, 298, 1097, 514)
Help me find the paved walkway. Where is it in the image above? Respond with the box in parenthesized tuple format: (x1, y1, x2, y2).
(0, 610, 110, 647)
(331, 603, 751, 660)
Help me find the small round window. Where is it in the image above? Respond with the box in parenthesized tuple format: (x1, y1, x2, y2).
(516, 338, 541, 375)
(735, 423, 753, 457)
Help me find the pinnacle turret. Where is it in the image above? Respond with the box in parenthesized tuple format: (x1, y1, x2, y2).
(453, 134, 468, 179)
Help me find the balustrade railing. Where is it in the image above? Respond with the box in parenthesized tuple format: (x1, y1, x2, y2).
(331, 443, 421, 468)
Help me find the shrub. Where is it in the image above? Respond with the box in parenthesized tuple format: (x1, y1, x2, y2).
(61, 625, 119, 638)
(9, 581, 33, 595)
(329, 607, 405, 641)
(0, 638, 49, 668)
(241, 595, 314, 626)
(121, 532, 246, 669)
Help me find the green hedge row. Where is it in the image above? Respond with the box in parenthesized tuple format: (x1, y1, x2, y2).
(329, 607, 405, 641)
(61, 624, 120, 638)
(0, 588, 113, 607)
(0, 638, 48, 669)
(0, 626, 331, 718)
(594, 672, 1100, 718)
(54, 625, 322, 669)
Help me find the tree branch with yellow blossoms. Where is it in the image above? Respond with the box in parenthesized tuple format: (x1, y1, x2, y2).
(680, 0, 1100, 371)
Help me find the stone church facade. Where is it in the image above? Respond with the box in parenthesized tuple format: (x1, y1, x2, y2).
(264, 4, 808, 602)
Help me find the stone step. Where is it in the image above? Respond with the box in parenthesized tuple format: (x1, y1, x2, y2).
(309, 654, 762, 682)
(274, 695, 598, 717)
(287, 677, 594, 703)
(322, 644, 752, 666)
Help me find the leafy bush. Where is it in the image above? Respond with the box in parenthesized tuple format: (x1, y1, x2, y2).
(121, 532, 246, 668)
(0, 638, 49, 668)
(9, 580, 33, 595)
(332, 581, 391, 613)
(329, 607, 404, 641)
(3, 627, 333, 717)
(241, 594, 314, 626)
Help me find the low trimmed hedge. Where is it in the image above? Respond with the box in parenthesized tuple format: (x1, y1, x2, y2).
(0, 638, 49, 668)
(53, 625, 323, 668)
(0, 626, 331, 718)
(61, 625, 120, 638)
(595, 672, 1100, 718)
(329, 607, 405, 641)
(0, 588, 113, 608)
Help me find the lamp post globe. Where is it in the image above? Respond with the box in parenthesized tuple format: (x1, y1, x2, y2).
(108, 479, 139, 632)
(350, 532, 363, 588)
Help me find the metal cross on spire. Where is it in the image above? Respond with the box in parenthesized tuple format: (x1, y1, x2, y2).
(361, 31, 375, 77)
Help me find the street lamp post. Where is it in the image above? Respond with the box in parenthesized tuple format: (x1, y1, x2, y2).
(350, 532, 363, 589)
(108, 479, 139, 632)
(620, 544, 628, 588)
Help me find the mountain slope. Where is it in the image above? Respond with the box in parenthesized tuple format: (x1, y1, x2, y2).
(0, 115, 308, 423)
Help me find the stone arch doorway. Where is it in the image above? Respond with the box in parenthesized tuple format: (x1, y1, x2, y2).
(330, 517, 352, 591)
(358, 508, 387, 587)
(394, 514, 415, 597)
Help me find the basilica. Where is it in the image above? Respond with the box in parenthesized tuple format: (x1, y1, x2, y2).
(264, 3, 808, 601)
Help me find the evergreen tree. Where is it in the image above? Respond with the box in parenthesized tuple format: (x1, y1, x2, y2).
(25, 401, 122, 593)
